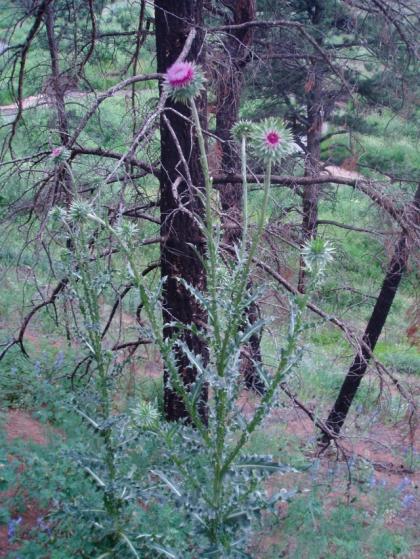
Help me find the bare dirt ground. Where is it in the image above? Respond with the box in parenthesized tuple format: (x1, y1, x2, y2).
(0, 410, 50, 557)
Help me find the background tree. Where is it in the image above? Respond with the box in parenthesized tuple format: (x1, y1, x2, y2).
(155, 0, 209, 422)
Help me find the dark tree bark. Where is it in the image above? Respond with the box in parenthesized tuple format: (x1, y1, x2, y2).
(45, 4, 73, 209)
(155, 0, 208, 422)
(214, 0, 264, 392)
(322, 184, 420, 440)
(297, 2, 324, 293)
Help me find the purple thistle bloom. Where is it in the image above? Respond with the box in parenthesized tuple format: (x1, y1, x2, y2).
(165, 62, 195, 88)
(401, 494, 415, 509)
(54, 351, 64, 370)
(368, 474, 377, 488)
(7, 516, 22, 541)
(37, 516, 52, 536)
(397, 476, 412, 492)
(51, 146, 64, 158)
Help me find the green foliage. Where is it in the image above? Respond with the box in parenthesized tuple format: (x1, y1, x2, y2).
(262, 483, 411, 559)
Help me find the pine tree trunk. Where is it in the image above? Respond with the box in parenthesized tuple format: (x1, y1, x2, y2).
(155, 1, 208, 422)
(297, 2, 324, 293)
(322, 184, 420, 440)
(215, 0, 264, 392)
(297, 65, 323, 293)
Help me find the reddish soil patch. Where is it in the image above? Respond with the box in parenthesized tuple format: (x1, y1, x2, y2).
(0, 409, 51, 557)
(4, 409, 49, 446)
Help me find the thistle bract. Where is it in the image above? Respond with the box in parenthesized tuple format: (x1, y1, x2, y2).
(301, 238, 335, 277)
(115, 220, 139, 243)
(250, 118, 298, 163)
(231, 120, 255, 141)
(163, 61, 205, 103)
(68, 199, 93, 223)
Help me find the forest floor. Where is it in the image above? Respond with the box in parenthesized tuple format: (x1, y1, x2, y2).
(1, 369, 418, 558)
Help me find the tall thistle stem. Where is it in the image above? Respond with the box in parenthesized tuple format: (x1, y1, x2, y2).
(241, 135, 248, 253)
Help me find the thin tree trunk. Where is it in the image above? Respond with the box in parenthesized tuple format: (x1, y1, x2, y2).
(155, 1, 208, 422)
(215, 0, 264, 392)
(298, 2, 324, 293)
(297, 89, 322, 293)
(322, 184, 420, 440)
(45, 4, 73, 208)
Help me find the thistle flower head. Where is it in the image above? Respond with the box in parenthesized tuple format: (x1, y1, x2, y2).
(130, 400, 160, 430)
(250, 118, 298, 164)
(68, 199, 93, 223)
(115, 220, 139, 242)
(49, 206, 68, 223)
(231, 120, 255, 141)
(163, 61, 205, 103)
(301, 238, 335, 278)
(50, 146, 70, 162)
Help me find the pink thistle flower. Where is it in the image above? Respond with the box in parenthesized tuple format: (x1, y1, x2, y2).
(166, 62, 195, 88)
(163, 61, 205, 103)
(265, 131, 282, 149)
(51, 146, 64, 158)
(251, 118, 298, 163)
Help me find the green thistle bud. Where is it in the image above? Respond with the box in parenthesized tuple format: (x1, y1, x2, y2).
(49, 206, 68, 223)
(68, 200, 92, 223)
(130, 400, 160, 430)
(301, 238, 335, 277)
(231, 120, 256, 141)
(115, 220, 139, 242)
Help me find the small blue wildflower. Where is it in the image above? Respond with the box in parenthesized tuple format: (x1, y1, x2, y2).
(368, 474, 377, 488)
(7, 516, 22, 541)
(401, 494, 415, 509)
(54, 351, 64, 370)
(34, 360, 42, 375)
(37, 516, 52, 536)
(397, 476, 411, 492)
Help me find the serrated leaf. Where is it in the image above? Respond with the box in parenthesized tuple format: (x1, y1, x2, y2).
(239, 318, 266, 343)
(120, 532, 140, 558)
(177, 340, 206, 376)
(178, 278, 210, 312)
(74, 408, 101, 431)
(84, 467, 106, 488)
(151, 470, 182, 497)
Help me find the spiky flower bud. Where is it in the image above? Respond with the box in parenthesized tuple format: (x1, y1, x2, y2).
(163, 61, 205, 103)
(301, 238, 335, 277)
(68, 200, 92, 223)
(130, 400, 160, 430)
(115, 220, 139, 242)
(250, 118, 298, 164)
(231, 120, 255, 141)
(49, 206, 68, 223)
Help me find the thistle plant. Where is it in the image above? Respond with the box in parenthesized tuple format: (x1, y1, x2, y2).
(45, 66, 328, 558)
(48, 205, 172, 558)
(73, 75, 309, 556)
